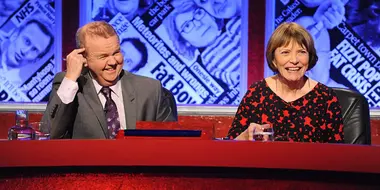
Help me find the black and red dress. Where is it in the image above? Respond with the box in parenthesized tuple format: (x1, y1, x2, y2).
(228, 79, 344, 143)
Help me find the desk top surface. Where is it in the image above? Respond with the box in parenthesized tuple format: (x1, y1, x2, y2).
(1, 139, 380, 174)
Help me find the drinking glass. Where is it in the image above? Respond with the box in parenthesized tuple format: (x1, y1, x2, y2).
(252, 124, 274, 142)
(29, 122, 50, 140)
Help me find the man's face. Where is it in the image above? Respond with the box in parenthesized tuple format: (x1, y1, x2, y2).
(193, 0, 237, 19)
(112, 0, 139, 20)
(6, 22, 51, 68)
(175, 8, 219, 48)
(85, 35, 124, 86)
(121, 41, 142, 72)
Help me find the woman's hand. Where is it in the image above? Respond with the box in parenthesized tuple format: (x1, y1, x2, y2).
(235, 123, 271, 141)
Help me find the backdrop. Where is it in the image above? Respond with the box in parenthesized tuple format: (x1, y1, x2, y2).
(0, 0, 59, 102)
(266, 0, 380, 108)
(80, 0, 248, 105)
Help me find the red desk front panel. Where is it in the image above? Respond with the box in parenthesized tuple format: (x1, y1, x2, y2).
(1, 139, 380, 189)
(1, 139, 380, 173)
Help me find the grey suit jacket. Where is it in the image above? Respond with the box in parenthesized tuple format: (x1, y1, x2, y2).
(42, 70, 176, 139)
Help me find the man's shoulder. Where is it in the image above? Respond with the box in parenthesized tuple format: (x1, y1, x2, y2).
(124, 71, 160, 86)
(53, 70, 162, 88)
(52, 72, 67, 82)
(122, 71, 163, 96)
(53, 71, 90, 83)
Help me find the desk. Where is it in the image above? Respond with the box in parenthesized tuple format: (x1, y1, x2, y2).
(2, 113, 380, 144)
(1, 139, 380, 189)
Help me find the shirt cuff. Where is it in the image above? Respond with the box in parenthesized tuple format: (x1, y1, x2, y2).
(57, 77, 79, 104)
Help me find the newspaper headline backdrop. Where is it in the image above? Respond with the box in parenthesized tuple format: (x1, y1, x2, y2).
(90, 0, 244, 105)
(0, 0, 56, 102)
(268, 0, 380, 108)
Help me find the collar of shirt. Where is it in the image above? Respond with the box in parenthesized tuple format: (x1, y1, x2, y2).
(92, 78, 122, 98)
(91, 77, 126, 130)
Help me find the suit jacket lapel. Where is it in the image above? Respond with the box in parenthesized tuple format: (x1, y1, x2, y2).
(81, 73, 108, 137)
(120, 71, 136, 129)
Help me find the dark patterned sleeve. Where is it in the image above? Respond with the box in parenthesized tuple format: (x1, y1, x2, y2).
(324, 89, 344, 143)
(227, 83, 260, 139)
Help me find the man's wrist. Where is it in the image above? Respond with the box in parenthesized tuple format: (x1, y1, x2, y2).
(65, 74, 78, 82)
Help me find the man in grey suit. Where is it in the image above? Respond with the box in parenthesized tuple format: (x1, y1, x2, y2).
(42, 21, 176, 139)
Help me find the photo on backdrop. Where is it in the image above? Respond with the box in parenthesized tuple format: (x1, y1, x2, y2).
(266, 0, 380, 108)
(0, 0, 58, 102)
(88, 0, 247, 105)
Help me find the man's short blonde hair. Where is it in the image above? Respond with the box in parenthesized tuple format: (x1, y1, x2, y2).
(75, 21, 119, 48)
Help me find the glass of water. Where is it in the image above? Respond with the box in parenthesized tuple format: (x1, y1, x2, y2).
(252, 124, 274, 142)
(29, 122, 50, 140)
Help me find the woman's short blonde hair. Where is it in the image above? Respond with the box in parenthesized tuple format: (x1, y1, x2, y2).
(266, 22, 318, 72)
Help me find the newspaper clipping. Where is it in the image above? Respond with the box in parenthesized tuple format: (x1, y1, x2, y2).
(91, 0, 243, 105)
(0, 0, 56, 102)
(273, 0, 380, 108)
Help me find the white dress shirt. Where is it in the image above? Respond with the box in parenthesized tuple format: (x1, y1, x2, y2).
(57, 77, 127, 130)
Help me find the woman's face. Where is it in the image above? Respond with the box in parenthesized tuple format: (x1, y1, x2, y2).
(273, 41, 309, 82)
(175, 8, 219, 48)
